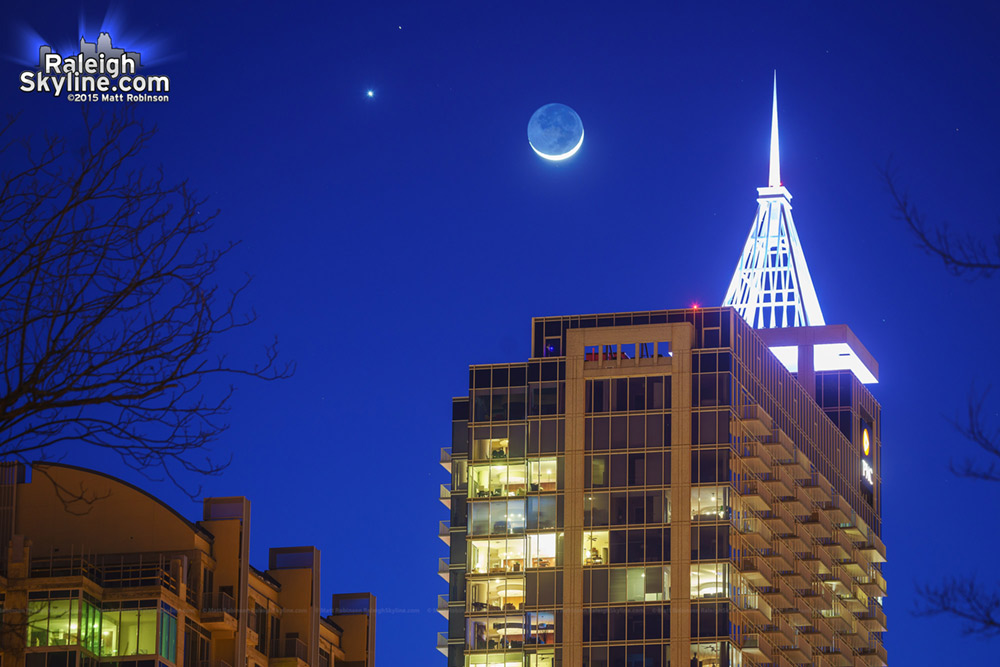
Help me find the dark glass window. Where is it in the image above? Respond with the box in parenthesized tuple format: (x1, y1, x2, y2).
(627, 454, 644, 487)
(611, 416, 628, 450)
(691, 525, 729, 560)
(627, 530, 645, 562)
(609, 530, 627, 563)
(646, 453, 663, 486)
(628, 415, 645, 448)
(590, 608, 608, 642)
(609, 607, 626, 641)
(692, 449, 730, 484)
(646, 377, 665, 410)
(610, 492, 627, 525)
(628, 378, 645, 410)
(612, 379, 628, 412)
(592, 380, 609, 413)
(692, 411, 729, 445)
(628, 491, 645, 523)
(610, 454, 627, 488)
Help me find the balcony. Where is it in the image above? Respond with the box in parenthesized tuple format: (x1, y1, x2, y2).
(840, 589, 869, 613)
(437, 632, 448, 657)
(782, 566, 806, 590)
(439, 484, 451, 509)
(736, 595, 772, 626)
(270, 637, 309, 667)
(761, 505, 793, 534)
(794, 552, 818, 580)
(781, 524, 809, 553)
(813, 542, 835, 573)
(734, 404, 774, 436)
(858, 570, 887, 598)
(736, 482, 772, 512)
(777, 644, 810, 664)
(437, 594, 449, 619)
(30, 555, 180, 594)
(760, 583, 792, 610)
(759, 622, 792, 643)
(815, 645, 852, 667)
(799, 476, 832, 503)
(782, 606, 809, 627)
(761, 543, 793, 572)
(819, 496, 849, 523)
(857, 604, 887, 632)
(858, 534, 887, 563)
(826, 531, 851, 560)
(741, 634, 773, 662)
(760, 469, 793, 498)
(439, 520, 451, 547)
(776, 490, 808, 516)
(738, 556, 774, 588)
(440, 447, 452, 473)
(832, 566, 854, 592)
(776, 454, 810, 482)
(762, 430, 794, 459)
(802, 510, 834, 539)
(438, 557, 450, 582)
(800, 583, 834, 613)
(734, 516, 772, 551)
(201, 592, 237, 633)
(738, 441, 774, 475)
(857, 640, 888, 666)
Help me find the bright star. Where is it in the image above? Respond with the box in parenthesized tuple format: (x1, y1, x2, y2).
(366, 90, 374, 98)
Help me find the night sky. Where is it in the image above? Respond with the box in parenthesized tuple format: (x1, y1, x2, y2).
(5, 2, 1000, 664)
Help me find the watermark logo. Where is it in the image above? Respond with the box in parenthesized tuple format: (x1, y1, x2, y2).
(19, 32, 169, 102)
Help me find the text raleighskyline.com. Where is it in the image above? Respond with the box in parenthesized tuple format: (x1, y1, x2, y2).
(19, 32, 170, 102)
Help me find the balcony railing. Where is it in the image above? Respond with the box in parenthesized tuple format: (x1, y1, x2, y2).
(278, 637, 308, 661)
(29, 555, 102, 582)
(29, 554, 179, 593)
(202, 591, 236, 615)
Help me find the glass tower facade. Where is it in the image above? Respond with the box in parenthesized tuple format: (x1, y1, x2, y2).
(438, 306, 886, 667)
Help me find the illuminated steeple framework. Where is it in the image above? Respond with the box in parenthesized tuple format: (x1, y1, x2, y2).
(723, 74, 825, 329)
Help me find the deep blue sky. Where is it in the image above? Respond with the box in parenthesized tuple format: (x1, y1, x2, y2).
(4, 2, 1000, 664)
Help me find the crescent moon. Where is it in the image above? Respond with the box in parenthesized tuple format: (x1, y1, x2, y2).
(530, 127, 585, 161)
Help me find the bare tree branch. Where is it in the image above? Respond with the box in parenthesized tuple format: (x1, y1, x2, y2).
(881, 161, 1000, 279)
(948, 384, 1000, 482)
(0, 108, 293, 497)
(888, 163, 1000, 639)
(916, 577, 1000, 638)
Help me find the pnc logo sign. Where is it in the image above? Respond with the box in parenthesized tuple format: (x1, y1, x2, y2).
(860, 425, 874, 488)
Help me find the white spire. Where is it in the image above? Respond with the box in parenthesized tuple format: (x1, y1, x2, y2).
(769, 71, 780, 187)
(723, 74, 825, 329)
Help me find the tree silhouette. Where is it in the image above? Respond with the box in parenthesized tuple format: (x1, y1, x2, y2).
(0, 108, 292, 498)
(884, 164, 1000, 636)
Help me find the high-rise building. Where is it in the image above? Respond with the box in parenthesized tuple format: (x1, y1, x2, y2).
(437, 80, 887, 667)
(0, 462, 376, 667)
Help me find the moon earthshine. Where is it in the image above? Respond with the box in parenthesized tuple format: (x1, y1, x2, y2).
(527, 103, 584, 161)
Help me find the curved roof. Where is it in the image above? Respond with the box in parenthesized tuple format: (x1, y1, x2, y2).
(31, 461, 215, 542)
